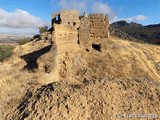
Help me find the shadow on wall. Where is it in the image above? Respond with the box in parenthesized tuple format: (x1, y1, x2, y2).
(21, 45, 53, 71)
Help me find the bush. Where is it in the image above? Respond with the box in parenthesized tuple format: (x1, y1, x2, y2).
(33, 34, 40, 39)
(39, 26, 48, 34)
(0, 45, 14, 62)
(18, 38, 31, 45)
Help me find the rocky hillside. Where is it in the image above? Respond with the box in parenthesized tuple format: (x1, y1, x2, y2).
(0, 36, 160, 119)
(110, 20, 160, 45)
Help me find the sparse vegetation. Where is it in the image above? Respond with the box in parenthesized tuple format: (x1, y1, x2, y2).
(1, 36, 160, 119)
(0, 45, 14, 62)
(18, 38, 31, 45)
(39, 25, 48, 34)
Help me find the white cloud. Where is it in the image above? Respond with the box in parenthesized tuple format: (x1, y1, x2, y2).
(0, 8, 44, 28)
(54, 0, 148, 23)
(91, 1, 118, 22)
(124, 15, 148, 22)
(58, 0, 86, 12)
(0, 1, 148, 35)
(0, 8, 51, 35)
(55, 0, 118, 23)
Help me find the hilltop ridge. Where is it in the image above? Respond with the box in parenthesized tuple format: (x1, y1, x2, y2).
(110, 20, 160, 45)
(0, 10, 160, 120)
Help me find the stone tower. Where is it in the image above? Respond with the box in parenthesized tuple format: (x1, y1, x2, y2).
(79, 13, 109, 51)
(52, 10, 80, 54)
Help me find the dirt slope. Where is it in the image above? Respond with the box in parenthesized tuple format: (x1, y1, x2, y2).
(5, 78, 160, 120)
(0, 37, 160, 119)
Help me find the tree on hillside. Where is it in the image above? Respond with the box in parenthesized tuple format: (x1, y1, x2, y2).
(39, 26, 48, 34)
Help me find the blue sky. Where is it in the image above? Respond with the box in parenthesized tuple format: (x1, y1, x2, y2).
(0, 0, 160, 34)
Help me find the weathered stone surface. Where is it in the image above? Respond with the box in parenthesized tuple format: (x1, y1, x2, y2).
(79, 13, 109, 50)
(60, 10, 80, 28)
(89, 13, 109, 39)
(50, 10, 110, 80)
(53, 24, 78, 49)
(51, 10, 109, 51)
(78, 17, 90, 48)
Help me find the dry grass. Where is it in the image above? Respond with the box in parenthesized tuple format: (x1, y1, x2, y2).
(0, 36, 160, 118)
(0, 41, 51, 117)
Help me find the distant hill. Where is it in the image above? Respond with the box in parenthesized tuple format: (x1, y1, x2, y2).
(0, 34, 32, 44)
(110, 20, 160, 45)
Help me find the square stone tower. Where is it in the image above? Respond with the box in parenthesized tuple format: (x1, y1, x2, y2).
(52, 10, 80, 53)
(79, 13, 109, 51)
(60, 10, 80, 29)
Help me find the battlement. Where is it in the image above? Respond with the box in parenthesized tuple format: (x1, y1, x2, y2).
(89, 13, 109, 38)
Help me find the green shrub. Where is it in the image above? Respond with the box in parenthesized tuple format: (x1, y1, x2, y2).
(39, 26, 48, 34)
(18, 38, 30, 45)
(0, 45, 14, 62)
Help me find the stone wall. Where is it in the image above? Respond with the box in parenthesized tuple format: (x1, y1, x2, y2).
(52, 10, 80, 53)
(79, 13, 109, 50)
(53, 23, 79, 80)
(60, 10, 80, 29)
(53, 24, 79, 54)
(89, 14, 109, 39)
(51, 10, 110, 53)
(50, 10, 109, 81)
(78, 16, 90, 47)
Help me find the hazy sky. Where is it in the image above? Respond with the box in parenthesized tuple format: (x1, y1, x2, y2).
(0, 0, 160, 34)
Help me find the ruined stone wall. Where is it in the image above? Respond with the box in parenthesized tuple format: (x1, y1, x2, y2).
(60, 10, 80, 28)
(53, 24, 78, 53)
(53, 23, 79, 81)
(50, 10, 110, 81)
(79, 13, 109, 50)
(78, 17, 90, 47)
(89, 14, 109, 39)
(52, 10, 80, 53)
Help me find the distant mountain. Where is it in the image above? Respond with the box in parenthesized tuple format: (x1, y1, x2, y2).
(0, 34, 32, 44)
(110, 20, 160, 45)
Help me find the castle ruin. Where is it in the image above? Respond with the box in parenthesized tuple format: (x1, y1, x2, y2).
(51, 10, 109, 52)
(49, 10, 110, 81)
(21, 10, 110, 83)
